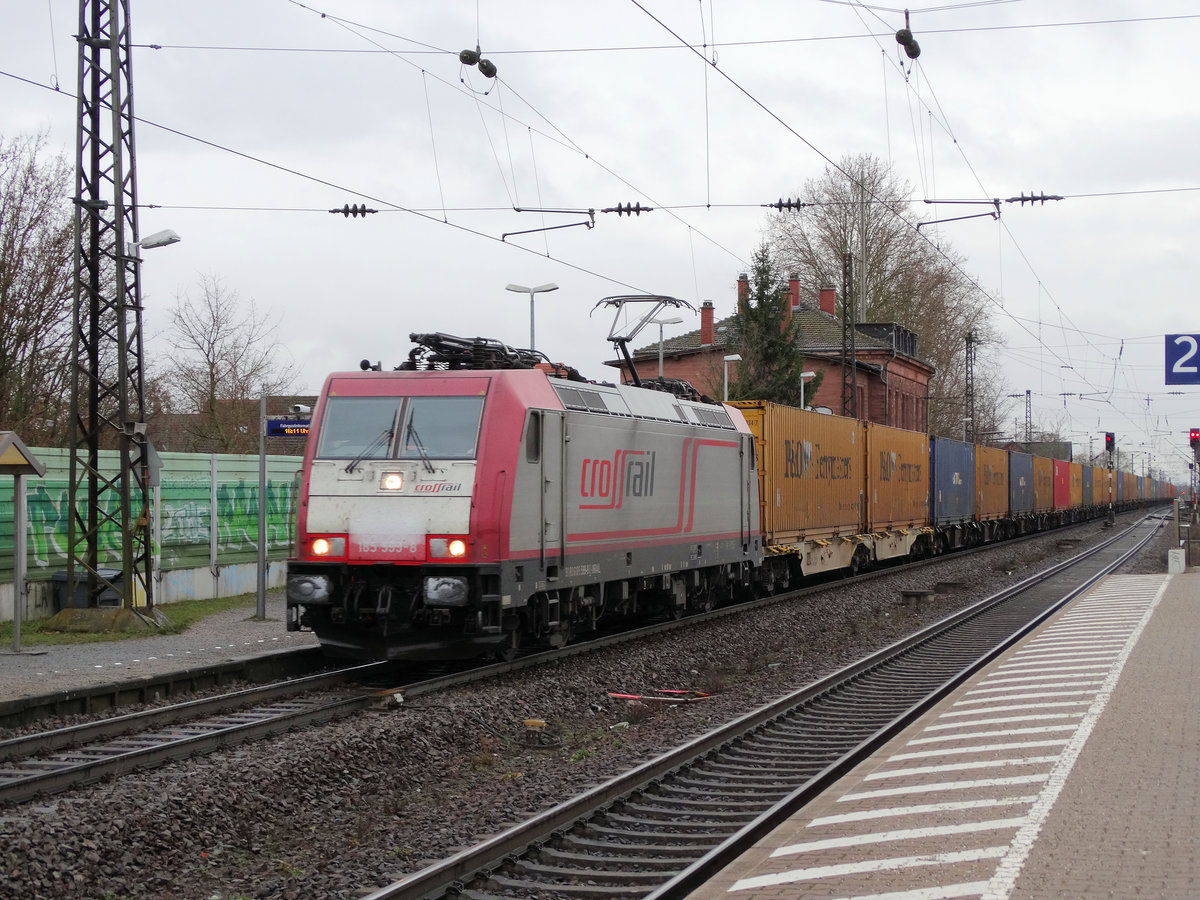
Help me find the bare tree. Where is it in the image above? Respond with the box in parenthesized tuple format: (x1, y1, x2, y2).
(159, 273, 297, 453)
(0, 132, 74, 444)
(764, 153, 1007, 437)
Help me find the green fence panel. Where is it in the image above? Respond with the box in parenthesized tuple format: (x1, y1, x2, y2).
(1, 449, 302, 584)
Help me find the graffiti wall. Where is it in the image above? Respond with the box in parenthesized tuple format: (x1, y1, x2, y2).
(0, 448, 301, 584)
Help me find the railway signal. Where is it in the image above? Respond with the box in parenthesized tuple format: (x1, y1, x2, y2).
(1190, 427, 1199, 448)
(1105, 432, 1115, 453)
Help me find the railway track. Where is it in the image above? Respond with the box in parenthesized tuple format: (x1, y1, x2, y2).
(360, 515, 1163, 900)
(0, 515, 1154, 808)
(0, 661, 395, 805)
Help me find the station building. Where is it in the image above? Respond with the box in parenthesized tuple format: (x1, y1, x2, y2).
(609, 273, 935, 431)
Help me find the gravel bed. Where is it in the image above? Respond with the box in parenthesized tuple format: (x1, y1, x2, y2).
(0, 512, 1173, 899)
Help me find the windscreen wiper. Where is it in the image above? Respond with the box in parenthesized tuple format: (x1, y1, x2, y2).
(406, 423, 437, 474)
(345, 429, 393, 474)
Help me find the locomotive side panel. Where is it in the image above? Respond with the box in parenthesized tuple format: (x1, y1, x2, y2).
(975, 444, 1009, 521)
(865, 423, 929, 531)
(736, 401, 865, 542)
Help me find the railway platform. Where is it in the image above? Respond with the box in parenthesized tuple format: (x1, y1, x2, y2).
(0, 591, 318, 705)
(689, 568, 1200, 900)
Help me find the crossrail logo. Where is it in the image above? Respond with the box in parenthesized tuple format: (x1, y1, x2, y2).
(579, 450, 656, 509)
(413, 482, 464, 494)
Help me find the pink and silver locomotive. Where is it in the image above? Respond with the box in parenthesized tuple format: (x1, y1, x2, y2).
(286, 333, 762, 660)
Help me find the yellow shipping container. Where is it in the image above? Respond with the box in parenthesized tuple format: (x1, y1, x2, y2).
(975, 445, 1009, 521)
(1032, 456, 1054, 513)
(731, 401, 865, 543)
(1069, 462, 1083, 510)
(865, 423, 929, 530)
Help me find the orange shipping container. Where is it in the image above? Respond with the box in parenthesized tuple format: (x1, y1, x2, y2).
(732, 401, 865, 542)
(975, 445, 1009, 521)
(1032, 456, 1054, 513)
(865, 423, 929, 530)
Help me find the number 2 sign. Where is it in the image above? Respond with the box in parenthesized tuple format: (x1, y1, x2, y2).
(1166, 334, 1200, 385)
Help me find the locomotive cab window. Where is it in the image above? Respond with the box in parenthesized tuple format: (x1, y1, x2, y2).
(316, 395, 484, 460)
(525, 410, 542, 462)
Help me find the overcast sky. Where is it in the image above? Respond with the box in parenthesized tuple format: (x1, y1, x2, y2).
(3, 1, 1198, 482)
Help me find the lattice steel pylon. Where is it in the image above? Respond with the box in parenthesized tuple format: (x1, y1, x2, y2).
(68, 0, 153, 610)
(964, 330, 977, 443)
(840, 251, 858, 418)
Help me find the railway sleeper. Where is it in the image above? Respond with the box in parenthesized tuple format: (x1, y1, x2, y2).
(533, 847, 685, 871)
(605, 807, 756, 826)
(483, 871, 648, 896)
(569, 828, 726, 849)
(556, 833, 707, 859)
(509, 859, 681, 885)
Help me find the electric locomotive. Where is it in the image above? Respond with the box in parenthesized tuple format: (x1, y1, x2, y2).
(286, 333, 762, 661)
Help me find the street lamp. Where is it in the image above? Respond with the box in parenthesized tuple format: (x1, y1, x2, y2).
(650, 316, 683, 376)
(125, 228, 181, 256)
(505, 282, 559, 351)
(723, 354, 742, 402)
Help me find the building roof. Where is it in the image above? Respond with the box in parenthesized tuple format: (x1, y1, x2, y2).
(631, 307, 915, 360)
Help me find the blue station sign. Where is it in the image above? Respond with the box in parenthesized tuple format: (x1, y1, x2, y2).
(1165, 334, 1200, 385)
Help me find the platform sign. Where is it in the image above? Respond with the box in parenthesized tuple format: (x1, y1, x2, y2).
(265, 417, 310, 437)
(1166, 334, 1200, 385)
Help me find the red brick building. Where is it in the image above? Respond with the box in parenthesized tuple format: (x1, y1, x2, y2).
(608, 274, 934, 431)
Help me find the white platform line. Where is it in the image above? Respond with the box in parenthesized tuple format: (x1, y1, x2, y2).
(822, 884, 989, 900)
(924, 712, 1084, 731)
(772, 817, 1027, 857)
(890, 739, 1069, 761)
(954, 689, 1099, 705)
(730, 847, 1008, 892)
(840, 774, 1049, 802)
(910, 724, 1077, 745)
(865, 756, 1059, 781)
(810, 796, 1039, 827)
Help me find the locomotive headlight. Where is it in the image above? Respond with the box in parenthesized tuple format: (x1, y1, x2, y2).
(380, 472, 404, 491)
(428, 536, 468, 559)
(310, 535, 346, 558)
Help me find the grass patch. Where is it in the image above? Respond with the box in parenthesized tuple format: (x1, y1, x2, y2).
(0, 593, 263, 647)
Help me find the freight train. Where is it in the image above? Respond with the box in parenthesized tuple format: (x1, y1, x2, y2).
(285, 332, 1174, 661)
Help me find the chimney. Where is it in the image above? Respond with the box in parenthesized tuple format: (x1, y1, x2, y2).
(737, 273, 750, 313)
(781, 272, 799, 332)
(819, 283, 837, 317)
(700, 301, 714, 345)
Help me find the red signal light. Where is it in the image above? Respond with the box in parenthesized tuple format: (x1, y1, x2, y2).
(1190, 428, 1200, 448)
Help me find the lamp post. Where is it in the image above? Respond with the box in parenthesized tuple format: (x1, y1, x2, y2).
(800, 370, 815, 406)
(505, 282, 559, 351)
(650, 316, 683, 376)
(723, 354, 742, 402)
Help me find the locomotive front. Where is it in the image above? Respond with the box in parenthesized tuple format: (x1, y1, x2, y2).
(286, 369, 525, 659)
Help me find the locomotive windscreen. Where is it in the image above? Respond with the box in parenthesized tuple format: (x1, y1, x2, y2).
(315, 395, 485, 460)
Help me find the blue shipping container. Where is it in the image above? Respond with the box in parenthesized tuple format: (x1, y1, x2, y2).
(930, 437, 976, 525)
(1009, 451, 1034, 516)
(1081, 464, 1094, 508)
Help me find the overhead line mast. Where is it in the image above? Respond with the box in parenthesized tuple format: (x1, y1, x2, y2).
(68, 0, 154, 611)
